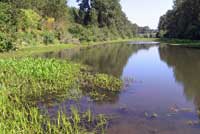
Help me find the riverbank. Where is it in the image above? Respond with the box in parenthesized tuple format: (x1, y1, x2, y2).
(158, 38, 200, 47)
(0, 38, 157, 59)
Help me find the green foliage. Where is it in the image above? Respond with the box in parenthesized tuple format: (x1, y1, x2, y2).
(0, 1, 18, 47)
(17, 31, 40, 46)
(0, 2, 12, 32)
(0, 32, 14, 52)
(81, 73, 122, 92)
(157, 30, 167, 38)
(79, 71, 123, 102)
(93, 74, 123, 92)
(158, 0, 200, 39)
(0, 58, 81, 101)
(0, 2, 17, 33)
(0, 58, 116, 133)
(42, 0, 68, 20)
(43, 31, 55, 45)
(4, 0, 68, 20)
(72, 0, 137, 41)
(158, 38, 200, 46)
(0, 0, 138, 51)
(17, 9, 41, 31)
(69, 24, 99, 42)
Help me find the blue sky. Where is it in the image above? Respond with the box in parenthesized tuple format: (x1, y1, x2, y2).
(68, 0, 173, 29)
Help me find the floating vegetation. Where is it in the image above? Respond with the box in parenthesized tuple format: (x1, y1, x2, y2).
(79, 73, 123, 102)
(0, 58, 122, 133)
(81, 73, 123, 92)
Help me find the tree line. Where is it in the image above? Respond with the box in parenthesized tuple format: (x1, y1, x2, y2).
(158, 0, 200, 40)
(0, 0, 141, 52)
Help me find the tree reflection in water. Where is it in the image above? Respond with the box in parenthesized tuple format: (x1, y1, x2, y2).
(159, 46, 200, 117)
(38, 43, 152, 103)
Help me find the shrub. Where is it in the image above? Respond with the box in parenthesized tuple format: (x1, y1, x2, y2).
(15, 9, 42, 46)
(17, 9, 41, 31)
(17, 31, 39, 46)
(0, 33, 14, 52)
(0, 2, 17, 33)
(43, 31, 55, 45)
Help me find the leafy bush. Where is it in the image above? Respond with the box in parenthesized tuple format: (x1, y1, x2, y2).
(43, 31, 55, 45)
(17, 9, 41, 31)
(69, 24, 116, 42)
(16, 31, 39, 46)
(0, 33, 14, 52)
(14, 9, 43, 46)
(0, 2, 17, 33)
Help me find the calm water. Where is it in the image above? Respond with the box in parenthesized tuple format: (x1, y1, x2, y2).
(38, 43, 200, 134)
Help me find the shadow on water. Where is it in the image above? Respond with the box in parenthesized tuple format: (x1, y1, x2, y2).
(159, 46, 200, 116)
(37, 43, 152, 77)
(38, 43, 200, 134)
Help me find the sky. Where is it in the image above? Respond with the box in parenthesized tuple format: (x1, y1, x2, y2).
(68, 0, 173, 29)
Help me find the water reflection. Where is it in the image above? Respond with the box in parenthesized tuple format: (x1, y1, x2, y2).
(159, 46, 200, 115)
(70, 44, 152, 77)
(37, 43, 200, 134)
(38, 43, 152, 77)
(38, 43, 152, 105)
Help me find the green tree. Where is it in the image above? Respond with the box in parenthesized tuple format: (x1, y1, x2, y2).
(73, 0, 137, 39)
(42, 0, 68, 20)
(158, 0, 200, 39)
(0, 2, 18, 34)
(0, 32, 14, 52)
(2, 0, 68, 20)
(17, 9, 41, 31)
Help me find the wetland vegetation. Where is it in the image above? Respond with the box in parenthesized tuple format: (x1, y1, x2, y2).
(0, 58, 122, 133)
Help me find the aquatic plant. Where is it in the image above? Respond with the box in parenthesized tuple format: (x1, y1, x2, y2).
(81, 73, 123, 92)
(0, 58, 82, 104)
(0, 88, 107, 134)
(0, 58, 121, 133)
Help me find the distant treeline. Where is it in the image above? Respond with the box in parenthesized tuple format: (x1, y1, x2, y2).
(158, 0, 200, 40)
(0, 0, 153, 52)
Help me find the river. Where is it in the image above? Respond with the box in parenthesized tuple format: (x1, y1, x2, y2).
(38, 42, 200, 134)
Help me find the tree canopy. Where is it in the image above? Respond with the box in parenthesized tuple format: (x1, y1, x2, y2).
(158, 0, 200, 40)
(73, 0, 137, 39)
(0, 0, 152, 52)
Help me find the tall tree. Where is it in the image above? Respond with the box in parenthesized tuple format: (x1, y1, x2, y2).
(158, 0, 200, 39)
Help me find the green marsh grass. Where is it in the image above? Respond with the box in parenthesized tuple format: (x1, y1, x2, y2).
(158, 38, 200, 46)
(0, 58, 121, 133)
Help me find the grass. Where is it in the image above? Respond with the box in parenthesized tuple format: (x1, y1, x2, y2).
(0, 58, 122, 133)
(0, 43, 76, 59)
(86, 38, 158, 46)
(6, 37, 200, 59)
(0, 38, 157, 59)
(81, 73, 122, 92)
(158, 38, 200, 47)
